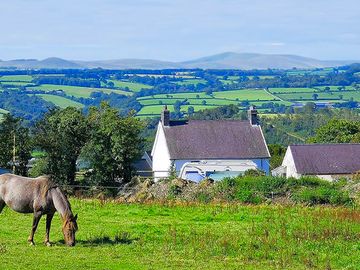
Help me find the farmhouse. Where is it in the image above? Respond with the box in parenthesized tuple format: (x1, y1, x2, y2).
(151, 106, 270, 181)
(273, 144, 360, 180)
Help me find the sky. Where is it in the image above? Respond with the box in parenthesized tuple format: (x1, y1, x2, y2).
(0, 0, 359, 61)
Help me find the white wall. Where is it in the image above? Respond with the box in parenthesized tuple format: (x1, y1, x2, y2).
(282, 147, 301, 178)
(151, 123, 171, 180)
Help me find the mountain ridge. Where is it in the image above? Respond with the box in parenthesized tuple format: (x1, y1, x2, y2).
(0, 52, 357, 70)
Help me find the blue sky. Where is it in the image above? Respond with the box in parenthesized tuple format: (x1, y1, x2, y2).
(0, 0, 359, 61)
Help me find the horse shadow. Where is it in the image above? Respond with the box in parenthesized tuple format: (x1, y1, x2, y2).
(56, 232, 139, 246)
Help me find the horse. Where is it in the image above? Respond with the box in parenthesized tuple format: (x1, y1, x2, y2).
(0, 173, 78, 246)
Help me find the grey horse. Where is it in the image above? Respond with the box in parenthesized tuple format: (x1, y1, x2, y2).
(0, 173, 78, 246)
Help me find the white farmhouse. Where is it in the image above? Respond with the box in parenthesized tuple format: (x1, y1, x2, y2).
(151, 106, 270, 181)
(273, 144, 360, 180)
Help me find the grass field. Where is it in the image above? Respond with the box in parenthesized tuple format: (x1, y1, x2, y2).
(268, 88, 318, 94)
(0, 75, 33, 82)
(0, 81, 35, 86)
(175, 79, 207, 86)
(37, 94, 84, 109)
(102, 80, 152, 92)
(213, 89, 278, 101)
(137, 89, 283, 116)
(27, 84, 132, 98)
(138, 98, 239, 106)
(0, 200, 359, 269)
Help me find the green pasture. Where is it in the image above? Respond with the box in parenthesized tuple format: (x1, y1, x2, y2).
(138, 98, 239, 106)
(250, 100, 293, 106)
(269, 87, 318, 94)
(37, 94, 84, 109)
(0, 81, 35, 86)
(315, 86, 356, 91)
(0, 200, 359, 269)
(0, 75, 33, 82)
(137, 104, 218, 115)
(138, 92, 211, 100)
(276, 92, 343, 101)
(219, 79, 237, 85)
(175, 79, 207, 86)
(27, 84, 132, 98)
(102, 80, 152, 92)
(213, 89, 278, 101)
(334, 91, 360, 101)
(139, 89, 277, 101)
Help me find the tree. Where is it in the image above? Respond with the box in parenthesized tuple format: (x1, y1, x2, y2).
(0, 114, 32, 176)
(82, 102, 144, 186)
(187, 106, 195, 117)
(34, 107, 89, 184)
(309, 119, 360, 143)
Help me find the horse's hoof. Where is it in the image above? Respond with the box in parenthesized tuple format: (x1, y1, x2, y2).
(29, 242, 35, 246)
(45, 242, 52, 247)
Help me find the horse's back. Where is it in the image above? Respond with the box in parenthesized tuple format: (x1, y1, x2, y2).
(0, 174, 54, 213)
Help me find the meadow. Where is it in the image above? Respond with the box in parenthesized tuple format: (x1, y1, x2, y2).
(0, 75, 33, 82)
(0, 200, 359, 269)
(102, 80, 152, 92)
(1, 71, 360, 118)
(37, 94, 84, 109)
(27, 84, 132, 98)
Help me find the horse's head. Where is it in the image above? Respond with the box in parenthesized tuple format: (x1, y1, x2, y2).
(62, 214, 78, 246)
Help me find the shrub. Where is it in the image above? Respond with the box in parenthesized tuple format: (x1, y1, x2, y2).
(292, 186, 353, 206)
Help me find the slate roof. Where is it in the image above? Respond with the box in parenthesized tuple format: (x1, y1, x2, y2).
(290, 144, 360, 175)
(162, 120, 270, 159)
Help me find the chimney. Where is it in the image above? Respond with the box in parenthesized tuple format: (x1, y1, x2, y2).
(248, 105, 259, 125)
(161, 105, 170, 126)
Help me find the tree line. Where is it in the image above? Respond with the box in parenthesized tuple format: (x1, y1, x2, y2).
(0, 103, 144, 190)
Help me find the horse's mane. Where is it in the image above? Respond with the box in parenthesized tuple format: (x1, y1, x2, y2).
(38, 175, 58, 200)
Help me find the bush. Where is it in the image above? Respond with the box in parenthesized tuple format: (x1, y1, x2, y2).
(292, 186, 353, 206)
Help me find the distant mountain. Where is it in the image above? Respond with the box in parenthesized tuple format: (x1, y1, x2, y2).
(180, 52, 354, 69)
(0, 52, 357, 70)
(0, 57, 82, 69)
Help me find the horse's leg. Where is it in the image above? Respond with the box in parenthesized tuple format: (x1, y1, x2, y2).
(28, 211, 42, 246)
(0, 200, 5, 213)
(44, 213, 54, 246)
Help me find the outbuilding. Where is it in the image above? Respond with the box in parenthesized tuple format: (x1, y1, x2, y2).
(273, 144, 360, 180)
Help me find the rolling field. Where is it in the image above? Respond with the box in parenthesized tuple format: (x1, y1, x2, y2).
(138, 98, 239, 106)
(137, 89, 284, 117)
(27, 84, 132, 98)
(0, 81, 35, 86)
(102, 80, 152, 92)
(276, 92, 355, 101)
(37, 94, 84, 109)
(0, 200, 359, 269)
(175, 79, 207, 86)
(0, 108, 9, 121)
(268, 88, 319, 94)
(212, 89, 278, 101)
(0, 75, 33, 82)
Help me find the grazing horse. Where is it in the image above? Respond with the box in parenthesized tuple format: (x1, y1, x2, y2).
(0, 173, 78, 246)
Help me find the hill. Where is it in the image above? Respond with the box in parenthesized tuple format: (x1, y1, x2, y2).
(0, 52, 357, 70)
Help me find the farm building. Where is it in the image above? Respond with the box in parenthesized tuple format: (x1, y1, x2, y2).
(151, 106, 270, 181)
(272, 144, 360, 180)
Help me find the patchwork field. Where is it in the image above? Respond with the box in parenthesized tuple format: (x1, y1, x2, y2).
(175, 79, 207, 86)
(27, 84, 132, 98)
(37, 94, 84, 109)
(137, 89, 290, 117)
(102, 80, 152, 92)
(0, 200, 359, 269)
(0, 75, 33, 82)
